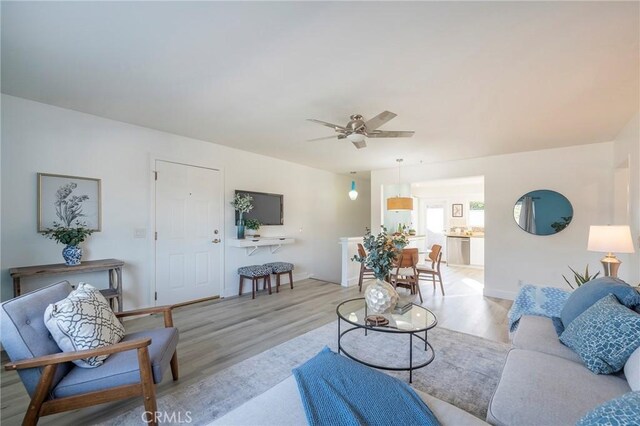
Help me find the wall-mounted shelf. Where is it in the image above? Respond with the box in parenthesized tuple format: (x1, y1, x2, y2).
(227, 237, 295, 256)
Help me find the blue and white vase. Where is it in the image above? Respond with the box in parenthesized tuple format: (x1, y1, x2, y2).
(62, 245, 82, 266)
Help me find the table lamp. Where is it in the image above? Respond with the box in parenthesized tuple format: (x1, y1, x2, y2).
(587, 225, 635, 278)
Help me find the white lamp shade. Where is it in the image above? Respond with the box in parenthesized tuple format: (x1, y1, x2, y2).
(347, 133, 366, 143)
(587, 225, 635, 253)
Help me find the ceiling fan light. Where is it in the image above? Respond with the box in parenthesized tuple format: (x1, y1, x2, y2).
(347, 133, 366, 143)
(387, 196, 413, 211)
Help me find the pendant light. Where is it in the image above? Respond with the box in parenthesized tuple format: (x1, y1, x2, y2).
(348, 172, 358, 200)
(387, 159, 413, 211)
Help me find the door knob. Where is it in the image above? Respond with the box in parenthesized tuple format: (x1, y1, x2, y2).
(212, 239, 221, 244)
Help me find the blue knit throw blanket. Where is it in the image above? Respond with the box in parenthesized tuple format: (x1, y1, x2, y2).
(293, 347, 440, 426)
(508, 284, 571, 334)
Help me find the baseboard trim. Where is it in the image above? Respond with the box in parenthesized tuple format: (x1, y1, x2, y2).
(483, 288, 517, 301)
(172, 295, 220, 308)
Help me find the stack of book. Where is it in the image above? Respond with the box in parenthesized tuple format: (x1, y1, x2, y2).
(393, 301, 413, 315)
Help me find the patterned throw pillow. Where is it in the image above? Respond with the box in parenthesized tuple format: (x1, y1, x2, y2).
(576, 392, 640, 426)
(44, 282, 125, 368)
(560, 277, 640, 329)
(560, 294, 640, 374)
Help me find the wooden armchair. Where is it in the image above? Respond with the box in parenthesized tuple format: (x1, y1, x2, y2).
(1, 281, 179, 426)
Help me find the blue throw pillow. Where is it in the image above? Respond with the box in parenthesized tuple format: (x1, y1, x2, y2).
(560, 294, 640, 374)
(576, 391, 640, 426)
(560, 277, 640, 328)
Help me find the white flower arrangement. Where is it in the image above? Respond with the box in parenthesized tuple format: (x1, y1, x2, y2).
(230, 193, 254, 216)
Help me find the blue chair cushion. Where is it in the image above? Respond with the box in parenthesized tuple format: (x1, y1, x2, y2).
(560, 294, 640, 374)
(576, 391, 640, 426)
(560, 277, 640, 329)
(52, 327, 179, 398)
(263, 262, 294, 274)
(0, 281, 74, 397)
(238, 265, 271, 277)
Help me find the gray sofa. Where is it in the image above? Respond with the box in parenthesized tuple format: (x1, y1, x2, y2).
(212, 375, 486, 426)
(487, 315, 633, 426)
(214, 314, 636, 426)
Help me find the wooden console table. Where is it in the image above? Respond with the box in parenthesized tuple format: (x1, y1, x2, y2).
(9, 259, 124, 312)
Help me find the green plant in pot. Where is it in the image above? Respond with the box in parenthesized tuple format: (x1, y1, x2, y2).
(230, 193, 253, 239)
(244, 218, 261, 237)
(563, 265, 600, 289)
(42, 221, 94, 266)
(352, 227, 408, 314)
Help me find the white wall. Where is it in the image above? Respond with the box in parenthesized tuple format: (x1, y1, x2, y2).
(0, 95, 371, 308)
(371, 143, 615, 299)
(411, 180, 484, 231)
(613, 112, 640, 284)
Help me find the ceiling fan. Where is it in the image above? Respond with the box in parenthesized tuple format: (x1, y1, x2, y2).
(306, 111, 414, 149)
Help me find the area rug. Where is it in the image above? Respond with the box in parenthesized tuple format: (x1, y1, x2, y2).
(108, 321, 509, 425)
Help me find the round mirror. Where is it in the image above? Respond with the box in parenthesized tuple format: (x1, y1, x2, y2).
(514, 190, 573, 236)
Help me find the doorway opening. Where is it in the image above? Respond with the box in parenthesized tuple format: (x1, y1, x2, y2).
(410, 176, 485, 296)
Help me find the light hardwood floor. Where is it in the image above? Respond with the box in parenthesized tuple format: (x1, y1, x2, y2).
(0, 265, 511, 425)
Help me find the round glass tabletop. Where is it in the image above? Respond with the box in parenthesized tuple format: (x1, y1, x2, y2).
(336, 298, 437, 333)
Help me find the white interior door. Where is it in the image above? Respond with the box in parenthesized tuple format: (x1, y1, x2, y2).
(155, 160, 223, 305)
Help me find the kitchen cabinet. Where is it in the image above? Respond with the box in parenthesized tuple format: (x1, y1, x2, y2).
(470, 237, 485, 266)
(446, 236, 470, 266)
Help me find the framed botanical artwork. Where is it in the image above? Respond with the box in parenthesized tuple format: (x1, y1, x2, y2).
(38, 173, 102, 232)
(452, 203, 463, 218)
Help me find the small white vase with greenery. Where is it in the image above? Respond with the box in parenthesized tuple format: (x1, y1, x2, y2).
(245, 218, 261, 237)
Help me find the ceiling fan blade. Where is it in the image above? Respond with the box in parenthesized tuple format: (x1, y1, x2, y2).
(307, 135, 339, 142)
(367, 130, 415, 138)
(352, 140, 367, 149)
(364, 111, 397, 131)
(307, 119, 347, 131)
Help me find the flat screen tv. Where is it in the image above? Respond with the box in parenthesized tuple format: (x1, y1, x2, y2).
(235, 190, 283, 225)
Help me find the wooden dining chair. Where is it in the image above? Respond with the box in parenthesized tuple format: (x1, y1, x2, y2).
(356, 243, 376, 292)
(417, 244, 445, 295)
(390, 248, 422, 303)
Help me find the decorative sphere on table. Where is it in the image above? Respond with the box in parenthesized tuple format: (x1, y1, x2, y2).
(364, 279, 399, 314)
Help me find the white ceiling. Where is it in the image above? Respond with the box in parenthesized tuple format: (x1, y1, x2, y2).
(2, 1, 638, 174)
(412, 176, 484, 190)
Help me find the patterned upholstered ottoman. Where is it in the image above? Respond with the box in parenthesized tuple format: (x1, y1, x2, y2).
(263, 262, 294, 292)
(238, 265, 272, 299)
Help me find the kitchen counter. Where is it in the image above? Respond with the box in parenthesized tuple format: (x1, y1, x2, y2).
(445, 233, 484, 238)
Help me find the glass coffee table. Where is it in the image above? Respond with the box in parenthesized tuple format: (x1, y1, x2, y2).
(336, 298, 437, 383)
